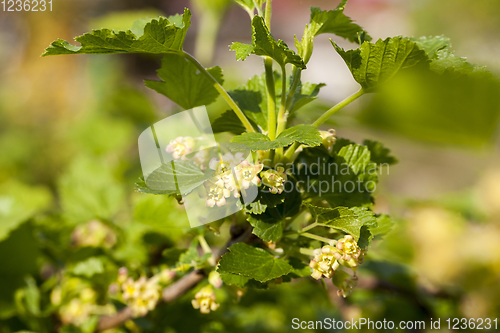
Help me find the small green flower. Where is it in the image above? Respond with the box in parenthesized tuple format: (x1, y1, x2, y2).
(261, 167, 287, 194)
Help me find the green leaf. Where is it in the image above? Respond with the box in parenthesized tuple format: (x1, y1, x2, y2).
(0, 181, 52, 242)
(245, 186, 286, 215)
(15, 277, 41, 317)
(233, 0, 256, 14)
(177, 238, 212, 268)
(332, 37, 428, 90)
(245, 200, 268, 215)
(358, 61, 500, 147)
(305, 204, 377, 241)
(133, 195, 190, 239)
(290, 82, 326, 114)
(219, 273, 251, 288)
(412, 36, 487, 76)
(309, 4, 372, 43)
(72, 257, 105, 278)
(58, 157, 125, 224)
(211, 110, 248, 135)
(42, 9, 191, 56)
(362, 140, 398, 165)
(370, 214, 395, 238)
(144, 161, 213, 195)
(231, 16, 306, 69)
(247, 216, 283, 242)
(230, 42, 254, 61)
(145, 54, 223, 109)
(296, 1, 371, 63)
(135, 177, 176, 195)
(229, 89, 266, 130)
(231, 124, 321, 151)
(294, 143, 377, 207)
(228, 72, 282, 131)
(412, 35, 450, 59)
(219, 273, 267, 289)
(217, 243, 293, 282)
(178, 240, 200, 266)
(357, 225, 373, 249)
(252, 16, 306, 69)
(285, 257, 313, 279)
(431, 50, 486, 76)
(247, 184, 302, 242)
(337, 144, 372, 174)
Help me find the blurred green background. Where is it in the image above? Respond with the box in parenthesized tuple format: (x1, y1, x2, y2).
(0, 0, 499, 332)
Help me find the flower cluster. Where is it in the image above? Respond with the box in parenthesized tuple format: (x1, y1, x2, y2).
(71, 220, 117, 249)
(52, 277, 114, 327)
(309, 235, 365, 280)
(58, 288, 97, 326)
(191, 285, 220, 314)
(115, 267, 174, 317)
(261, 167, 287, 194)
(205, 152, 263, 208)
(166, 136, 196, 160)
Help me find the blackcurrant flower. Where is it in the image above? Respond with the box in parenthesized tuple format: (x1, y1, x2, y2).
(192, 285, 219, 314)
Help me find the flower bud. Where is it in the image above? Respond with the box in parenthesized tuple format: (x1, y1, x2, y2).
(208, 271, 223, 289)
(118, 267, 128, 284)
(320, 129, 336, 150)
(159, 269, 176, 284)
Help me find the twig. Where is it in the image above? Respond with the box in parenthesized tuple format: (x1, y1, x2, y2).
(96, 307, 133, 331)
(96, 226, 253, 331)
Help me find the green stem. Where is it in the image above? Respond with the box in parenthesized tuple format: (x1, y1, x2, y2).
(312, 88, 365, 127)
(300, 222, 318, 233)
(274, 64, 287, 159)
(253, 0, 263, 17)
(285, 66, 302, 111)
(197, 235, 215, 266)
(150, 125, 164, 164)
(276, 64, 288, 137)
(282, 142, 300, 163)
(182, 52, 256, 133)
(299, 248, 315, 256)
(265, 57, 276, 140)
(264, 0, 272, 28)
(300, 232, 337, 244)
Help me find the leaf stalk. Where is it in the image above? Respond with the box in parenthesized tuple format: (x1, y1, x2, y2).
(182, 52, 256, 133)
